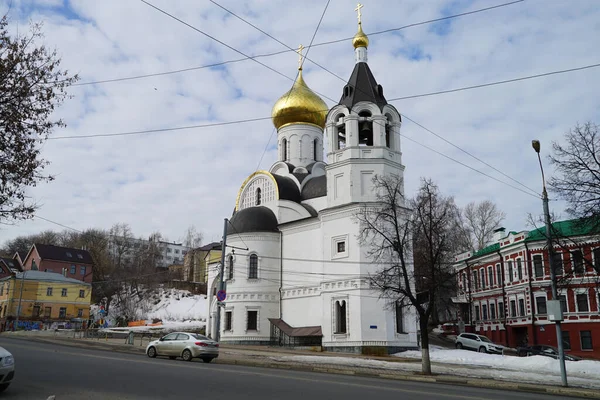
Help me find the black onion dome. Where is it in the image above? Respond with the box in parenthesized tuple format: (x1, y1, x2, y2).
(227, 206, 279, 235)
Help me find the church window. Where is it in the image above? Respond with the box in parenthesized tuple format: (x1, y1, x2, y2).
(334, 300, 347, 334)
(225, 311, 232, 331)
(282, 138, 288, 161)
(247, 310, 258, 330)
(395, 301, 405, 334)
(227, 255, 234, 280)
(336, 123, 346, 150)
(313, 138, 318, 161)
(337, 241, 346, 253)
(248, 254, 258, 279)
(255, 188, 262, 206)
(385, 124, 391, 148)
(358, 110, 373, 147)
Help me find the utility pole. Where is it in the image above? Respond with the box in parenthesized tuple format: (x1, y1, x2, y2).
(532, 140, 568, 387)
(214, 218, 228, 343)
(14, 270, 26, 331)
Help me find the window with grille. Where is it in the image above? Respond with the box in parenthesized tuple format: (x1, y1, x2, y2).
(576, 293, 589, 312)
(228, 255, 234, 280)
(518, 299, 525, 316)
(247, 311, 258, 331)
(225, 311, 232, 331)
(248, 254, 258, 279)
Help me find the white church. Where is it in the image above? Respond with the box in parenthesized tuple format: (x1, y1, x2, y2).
(207, 11, 418, 354)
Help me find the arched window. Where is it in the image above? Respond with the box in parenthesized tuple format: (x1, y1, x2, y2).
(282, 138, 288, 161)
(248, 254, 258, 279)
(335, 300, 347, 333)
(255, 188, 262, 206)
(227, 255, 234, 280)
(358, 110, 373, 146)
(313, 138, 318, 161)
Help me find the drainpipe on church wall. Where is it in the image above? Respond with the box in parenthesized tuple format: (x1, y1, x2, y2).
(525, 242, 538, 346)
(279, 232, 283, 319)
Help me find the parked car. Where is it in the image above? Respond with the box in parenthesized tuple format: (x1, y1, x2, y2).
(517, 345, 582, 361)
(146, 332, 219, 363)
(0, 346, 15, 392)
(455, 333, 505, 354)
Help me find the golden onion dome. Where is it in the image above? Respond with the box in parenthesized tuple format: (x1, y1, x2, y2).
(271, 68, 328, 130)
(352, 22, 369, 49)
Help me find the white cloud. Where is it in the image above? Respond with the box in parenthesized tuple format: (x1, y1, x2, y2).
(1, 0, 599, 246)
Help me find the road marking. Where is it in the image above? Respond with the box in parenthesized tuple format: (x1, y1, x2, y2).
(2, 340, 489, 399)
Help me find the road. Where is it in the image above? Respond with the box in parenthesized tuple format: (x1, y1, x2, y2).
(0, 337, 581, 400)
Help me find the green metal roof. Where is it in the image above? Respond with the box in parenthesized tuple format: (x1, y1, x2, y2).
(526, 218, 599, 242)
(471, 242, 500, 258)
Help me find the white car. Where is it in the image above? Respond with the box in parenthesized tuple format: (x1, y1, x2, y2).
(455, 333, 505, 354)
(0, 346, 15, 392)
(146, 332, 219, 363)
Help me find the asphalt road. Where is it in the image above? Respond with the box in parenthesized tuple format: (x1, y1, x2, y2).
(0, 337, 582, 400)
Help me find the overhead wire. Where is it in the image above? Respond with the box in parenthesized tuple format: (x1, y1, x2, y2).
(66, 0, 525, 87)
(198, 0, 540, 198)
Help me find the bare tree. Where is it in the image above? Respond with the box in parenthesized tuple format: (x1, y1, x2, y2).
(0, 16, 78, 224)
(1, 230, 61, 255)
(182, 225, 203, 248)
(461, 201, 506, 251)
(357, 176, 461, 375)
(109, 223, 134, 269)
(549, 122, 600, 229)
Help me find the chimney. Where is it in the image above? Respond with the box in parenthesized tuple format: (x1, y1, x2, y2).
(492, 227, 506, 243)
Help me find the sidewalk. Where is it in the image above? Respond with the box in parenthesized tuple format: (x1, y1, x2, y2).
(2, 331, 599, 399)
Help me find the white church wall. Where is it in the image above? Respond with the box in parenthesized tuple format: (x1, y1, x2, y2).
(276, 200, 313, 224)
(218, 232, 281, 344)
(301, 196, 327, 212)
(280, 294, 322, 328)
(280, 220, 324, 287)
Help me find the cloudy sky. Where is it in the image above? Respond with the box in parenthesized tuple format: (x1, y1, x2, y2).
(1, 0, 599, 246)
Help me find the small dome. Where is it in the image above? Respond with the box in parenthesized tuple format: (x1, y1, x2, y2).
(271, 69, 328, 130)
(352, 23, 369, 49)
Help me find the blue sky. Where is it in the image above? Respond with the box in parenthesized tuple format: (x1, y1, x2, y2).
(1, 0, 599, 245)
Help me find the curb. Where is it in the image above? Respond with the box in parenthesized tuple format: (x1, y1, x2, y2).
(4, 335, 600, 399)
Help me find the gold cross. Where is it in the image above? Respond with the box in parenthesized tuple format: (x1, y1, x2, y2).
(355, 3, 364, 24)
(296, 44, 305, 69)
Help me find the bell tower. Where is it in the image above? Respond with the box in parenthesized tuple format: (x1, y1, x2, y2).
(325, 5, 404, 207)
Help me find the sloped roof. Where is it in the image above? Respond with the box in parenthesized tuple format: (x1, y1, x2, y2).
(268, 318, 322, 337)
(272, 174, 301, 203)
(34, 243, 93, 264)
(0, 256, 19, 270)
(197, 242, 221, 252)
(4, 270, 91, 285)
(338, 62, 387, 110)
(526, 218, 599, 242)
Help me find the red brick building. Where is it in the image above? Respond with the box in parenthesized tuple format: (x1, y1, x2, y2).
(453, 219, 600, 359)
(22, 244, 93, 284)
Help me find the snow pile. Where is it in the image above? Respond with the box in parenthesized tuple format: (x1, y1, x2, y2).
(395, 348, 600, 380)
(271, 353, 600, 389)
(93, 287, 207, 327)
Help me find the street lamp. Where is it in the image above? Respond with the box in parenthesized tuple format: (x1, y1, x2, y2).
(531, 139, 568, 387)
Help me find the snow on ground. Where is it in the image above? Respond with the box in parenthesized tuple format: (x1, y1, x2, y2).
(270, 351, 600, 389)
(396, 348, 600, 380)
(94, 287, 207, 327)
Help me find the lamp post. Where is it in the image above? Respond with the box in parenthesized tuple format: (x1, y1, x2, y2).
(531, 139, 568, 387)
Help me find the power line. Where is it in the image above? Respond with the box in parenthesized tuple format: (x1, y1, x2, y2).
(48, 62, 600, 141)
(207, 1, 539, 197)
(252, 0, 330, 174)
(67, 0, 524, 87)
(401, 114, 539, 196)
(139, 0, 332, 104)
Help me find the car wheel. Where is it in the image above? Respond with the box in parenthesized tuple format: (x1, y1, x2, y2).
(0, 383, 10, 392)
(202, 358, 213, 363)
(147, 346, 157, 358)
(479, 347, 487, 353)
(456, 342, 463, 349)
(182, 349, 192, 362)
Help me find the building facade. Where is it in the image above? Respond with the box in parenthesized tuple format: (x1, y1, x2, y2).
(182, 242, 221, 283)
(22, 244, 93, 284)
(0, 270, 92, 331)
(453, 220, 600, 359)
(206, 15, 418, 354)
(107, 237, 190, 269)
